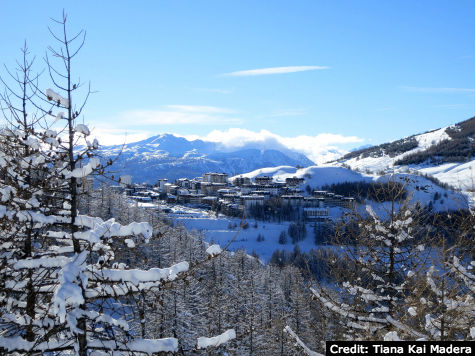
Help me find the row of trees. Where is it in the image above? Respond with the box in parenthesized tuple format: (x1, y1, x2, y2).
(77, 183, 328, 355)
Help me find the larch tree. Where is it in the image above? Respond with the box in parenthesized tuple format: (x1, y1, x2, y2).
(0, 43, 60, 348)
(398, 213, 475, 340)
(0, 11, 236, 356)
(286, 182, 474, 351)
(311, 198, 428, 340)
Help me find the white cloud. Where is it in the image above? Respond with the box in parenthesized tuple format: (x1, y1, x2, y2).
(400, 86, 475, 93)
(184, 128, 363, 164)
(224, 65, 330, 77)
(88, 125, 363, 163)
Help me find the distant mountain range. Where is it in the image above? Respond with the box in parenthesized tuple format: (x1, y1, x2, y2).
(98, 116, 474, 194)
(99, 134, 314, 183)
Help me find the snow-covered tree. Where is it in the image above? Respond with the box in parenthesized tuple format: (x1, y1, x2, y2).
(312, 201, 428, 339)
(0, 43, 60, 346)
(297, 182, 474, 344)
(398, 214, 475, 340)
(0, 12, 237, 355)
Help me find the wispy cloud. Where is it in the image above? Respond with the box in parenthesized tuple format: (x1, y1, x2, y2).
(224, 65, 330, 77)
(400, 86, 475, 93)
(165, 105, 233, 114)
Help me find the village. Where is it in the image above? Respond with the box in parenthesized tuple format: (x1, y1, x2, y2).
(121, 172, 356, 222)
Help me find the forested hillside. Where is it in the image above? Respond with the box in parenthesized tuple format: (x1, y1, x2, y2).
(335, 117, 475, 194)
(341, 117, 474, 164)
(395, 117, 475, 165)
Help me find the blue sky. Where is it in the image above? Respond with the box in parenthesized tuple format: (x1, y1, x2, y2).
(2, 1, 474, 161)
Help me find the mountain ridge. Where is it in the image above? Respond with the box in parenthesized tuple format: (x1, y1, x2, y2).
(338, 117, 474, 165)
(99, 133, 314, 183)
(333, 117, 475, 193)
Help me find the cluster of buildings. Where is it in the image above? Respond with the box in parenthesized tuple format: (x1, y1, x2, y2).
(126, 172, 355, 221)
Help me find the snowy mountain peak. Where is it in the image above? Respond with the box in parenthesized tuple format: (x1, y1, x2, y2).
(99, 133, 314, 183)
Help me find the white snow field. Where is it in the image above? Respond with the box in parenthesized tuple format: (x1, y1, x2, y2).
(167, 204, 326, 262)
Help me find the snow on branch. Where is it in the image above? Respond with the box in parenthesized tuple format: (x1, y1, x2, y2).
(0, 336, 178, 355)
(342, 281, 391, 303)
(0, 336, 72, 353)
(87, 337, 178, 354)
(14, 256, 69, 270)
(383, 331, 401, 341)
(197, 329, 236, 349)
(74, 124, 90, 136)
(46, 88, 69, 108)
(73, 216, 153, 242)
(94, 261, 189, 286)
(206, 244, 222, 257)
(67, 157, 100, 178)
(284, 326, 323, 356)
(53, 251, 88, 323)
(451, 256, 475, 294)
(386, 315, 428, 340)
(310, 287, 388, 325)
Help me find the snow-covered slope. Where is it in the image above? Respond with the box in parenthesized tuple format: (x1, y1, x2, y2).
(333, 117, 475, 194)
(235, 165, 370, 187)
(233, 164, 469, 212)
(98, 134, 314, 183)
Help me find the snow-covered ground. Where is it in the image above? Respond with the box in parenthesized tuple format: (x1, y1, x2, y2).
(139, 203, 337, 262)
(233, 165, 371, 186)
(329, 121, 475, 205)
(336, 126, 450, 174)
(336, 159, 475, 208)
(137, 162, 470, 261)
(417, 161, 475, 192)
(234, 165, 469, 212)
